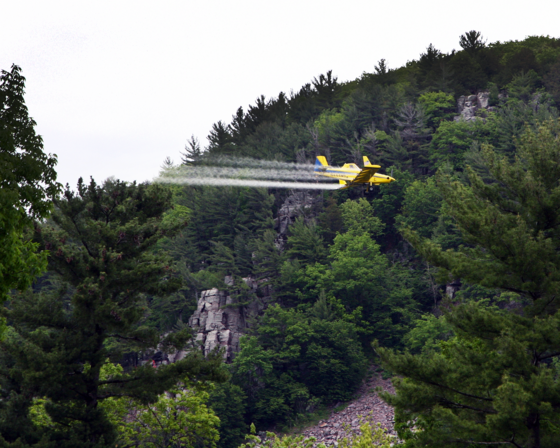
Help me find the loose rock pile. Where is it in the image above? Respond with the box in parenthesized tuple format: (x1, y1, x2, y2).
(299, 369, 396, 446)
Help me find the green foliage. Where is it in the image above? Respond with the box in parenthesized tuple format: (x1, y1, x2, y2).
(411, 120, 560, 303)
(338, 415, 397, 448)
(379, 299, 560, 447)
(402, 313, 452, 354)
(210, 241, 237, 276)
(232, 305, 367, 426)
(239, 415, 396, 448)
(369, 168, 415, 248)
(0, 179, 226, 447)
(459, 31, 486, 53)
(381, 120, 560, 447)
(316, 197, 344, 244)
(115, 385, 220, 448)
(0, 65, 60, 304)
(285, 217, 327, 265)
(239, 429, 321, 448)
(339, 198, 384, 236)
(544, 61, 560, 107)
(312, 109, 346, 149)
(252, 229, 283, 283)
(395, 178, 442, 239)
(300, 228, 424, 348)
(429, 118, 490, 170)
(208, 382, 248, 448)
(4, 34, 560, 444)
(417, 91, 455, 129)
(181, 186, 274, 273)
(28, 362, 220, 448)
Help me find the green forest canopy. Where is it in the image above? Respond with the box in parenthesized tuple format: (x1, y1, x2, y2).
(1, 32, 560, 448)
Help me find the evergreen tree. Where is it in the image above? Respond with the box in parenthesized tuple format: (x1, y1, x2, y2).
(234, 188, 274, 239)
(543, 61, 560, 107)
(317, 196, 344, 244)
(208, 382, 248, 448)
(285, 217, 327, 265)
(252, 229, 283, 283)
(459, 30, 486, 53)
(0, 178, 226, 447)
(378, 120, 560, 448)
(181, 135, 203, 165)
(312, 71, 340, 110)
(207, 121, 234, 156)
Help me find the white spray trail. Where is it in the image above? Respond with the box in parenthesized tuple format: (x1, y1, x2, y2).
(156, 176, 341, 190)
(154, 157, 341, 190)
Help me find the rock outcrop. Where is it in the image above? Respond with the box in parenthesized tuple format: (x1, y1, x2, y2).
(454, 91, 491, 122)
(275, 191, 322, 248)
(187, 277, 273, 363)
(188, 288, 243, 362)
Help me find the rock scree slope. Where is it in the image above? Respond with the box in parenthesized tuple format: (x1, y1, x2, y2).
(297, 368, 396, 445)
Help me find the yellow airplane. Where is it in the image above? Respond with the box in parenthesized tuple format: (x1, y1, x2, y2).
(314, 156, 395, 191)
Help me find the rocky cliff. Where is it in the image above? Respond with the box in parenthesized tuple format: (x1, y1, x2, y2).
(186, 190, 321, 362)
(187, 277, 273, 363)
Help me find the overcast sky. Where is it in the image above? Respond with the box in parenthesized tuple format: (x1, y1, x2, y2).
(2, 0, 558, 187)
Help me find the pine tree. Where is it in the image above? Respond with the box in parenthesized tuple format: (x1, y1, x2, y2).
(459, 30, 486, 53)
(181, 134, 203, 165)
(0, 178, 226, 447)
(285, 217, 327, 265)
(206, 121, 234, 156)
(378, 120, 560, 448)
(252, 229, 283, 283)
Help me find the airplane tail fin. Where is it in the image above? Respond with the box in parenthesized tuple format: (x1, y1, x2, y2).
(314, 156, 328, 172)
(363, 156, 371, 166)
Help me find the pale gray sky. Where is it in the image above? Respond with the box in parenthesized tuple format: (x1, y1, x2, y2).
(2, 0, 558, 187)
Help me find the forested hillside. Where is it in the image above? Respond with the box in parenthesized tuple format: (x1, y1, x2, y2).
(2, 31, 560, 448)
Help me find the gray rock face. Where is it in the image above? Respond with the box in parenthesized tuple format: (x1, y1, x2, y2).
(446, 279, 462, 299)
(275, 191, 321, 248)
(188, 288, 243, 362)
(187, 277, 273, 362)
(454, 90, 490, 122)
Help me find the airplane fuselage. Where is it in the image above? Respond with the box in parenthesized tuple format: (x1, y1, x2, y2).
(314, 155, 395, 189)
(316, 163, 394, 185)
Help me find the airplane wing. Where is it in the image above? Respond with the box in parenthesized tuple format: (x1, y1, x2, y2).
(352, 166, 379, 183)
(338, 165, 379, 189)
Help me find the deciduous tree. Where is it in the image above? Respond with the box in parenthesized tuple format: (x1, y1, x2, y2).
(0, 64, 59, 302)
